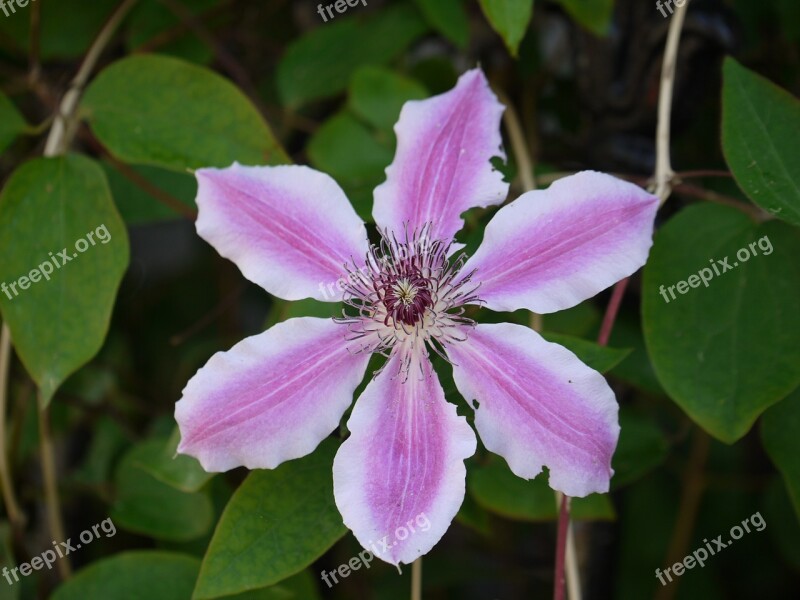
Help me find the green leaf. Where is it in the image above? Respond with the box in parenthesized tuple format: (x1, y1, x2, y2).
(307, 111, 394, 220)
(101, 162, 197, 224)
(722, 58, 800, 226)
(761, 388, 800, 519)
(0, 155, 129, 404)
(51, 551, 200, 600)
(83, 54, 288, 172)
(222, 571, 322, 600)
(478, 0, 534, 57)
(265, 298, 343, 329)
(540, 332, 632, 373)
(607, 311, 667, 396)
(72, 416, 129, 487)
(0, 0, 119, 60)
(348, 66, 428, 132)
(133, 428, 215, 493)
(277, 4, 428, 107)
(764, 478, 800, 567)
(642, 203, 800, 442)
(555, 0, 614, 36)
(468, 458, 614, 521)
(0, 92, 27, 155)
(413, 0, 470, 48)
(611, 410, 668, 488)
(112, 440, 214, 541)
(126, 0, 218, 64)
(193, 439, 346, 599)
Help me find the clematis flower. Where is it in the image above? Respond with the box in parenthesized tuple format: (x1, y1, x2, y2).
(175, 68, 659, 566)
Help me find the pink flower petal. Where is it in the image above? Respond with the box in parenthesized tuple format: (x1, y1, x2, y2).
(372, 69, 508, 243)
(175, 317, 369, 472)
(447, 323, 619, 497)
(463, 171, 658, 313)
(196, 164, 370, 302)
(333, 352, 476, 566)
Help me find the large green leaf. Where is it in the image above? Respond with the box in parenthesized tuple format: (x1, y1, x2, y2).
(0, 155, 129, 404)
(83, 54, 288, 172)
(223, 571, 322, 600)
(642, 203, 800, 442)
(112, 440, 214, 541)
(0, 92, 27, 155)
(101, 161, 197, 224)
(611, 410, 668, 488)
(348, 66, 428, 132)
(555, 0, 614, 36)
(276, 4, 428, 107)
(413, 0, 470, 48)
(307, 111, 394, 220)
(51, 551, 201, 600)
(761, 388, 800, 519)
(478, 0, 534, 57)
(468, 458, 615, 521)
(133, 428, 214, 493)
(193, 439, 346, 599)
(0, 0, 118, 60)
(722, 58, 800, 226)
(126, 0, 218, 64)
(540, 332, 631, 373)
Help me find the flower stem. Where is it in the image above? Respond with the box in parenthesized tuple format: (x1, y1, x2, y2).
(553, 493, 571, 600)
(43, 0, 138, 156)
(653, 0, 690, 204)
(38, 399, 71, 579)
(598, 278, 630, 347)
(0, 325, 24, 531)
(654, 427, 710, 600)
(411, 557, 422, 600)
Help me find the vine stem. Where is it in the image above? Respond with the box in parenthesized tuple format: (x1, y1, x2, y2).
(411, 557, 422, 600)
(0, 325, 24, 531)
(43, 0, 138, 156)
(37, 400, 70, 579)
(654, 428, 710, 600)
(33, 0, 140, 581)
(653, 0, 691, 204)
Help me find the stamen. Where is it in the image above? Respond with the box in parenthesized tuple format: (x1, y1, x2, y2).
(336, 224, 479, 373)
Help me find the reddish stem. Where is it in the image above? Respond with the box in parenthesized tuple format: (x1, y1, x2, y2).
(598, 277, 630, 347)
(554, 494, 569, 600)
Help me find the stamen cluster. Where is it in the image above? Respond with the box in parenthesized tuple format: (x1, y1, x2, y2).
(337, 226, 480, 367)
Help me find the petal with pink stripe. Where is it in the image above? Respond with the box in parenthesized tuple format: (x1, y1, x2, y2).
(463, 171, 658, 313)
(372, 69, 508, 243)
(333, 352, 476, 566)
(196, 163, 370, 302)
(447, 323, 619, 497)
(175, 317, 369, 472)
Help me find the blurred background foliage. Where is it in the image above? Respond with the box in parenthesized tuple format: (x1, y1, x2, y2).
(0, 0, 799, 598)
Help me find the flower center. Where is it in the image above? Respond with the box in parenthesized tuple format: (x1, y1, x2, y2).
(381, 272, 433, 326)
(336, 225, 480, 363)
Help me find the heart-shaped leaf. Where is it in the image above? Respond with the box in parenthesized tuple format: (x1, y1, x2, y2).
(722, 58, 800, 226)
(0, 155, 129, 404)
(193, 438, 346, 599)
(642, 203, 800, 442)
